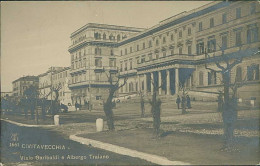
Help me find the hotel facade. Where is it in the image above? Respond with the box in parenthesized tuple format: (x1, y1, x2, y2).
(69, 1, 260, 108)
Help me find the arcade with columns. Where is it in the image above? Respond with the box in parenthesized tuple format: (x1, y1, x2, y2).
(120, 65, 195, 96)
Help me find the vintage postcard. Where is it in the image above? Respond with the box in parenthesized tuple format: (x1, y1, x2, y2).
(1, 1, 259, 165)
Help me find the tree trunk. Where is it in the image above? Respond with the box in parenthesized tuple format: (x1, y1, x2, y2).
(222, 72, 237, 149)
(150, 89, 161, 137)
(103, 88, 116, 131)
(140, 94, 145, 118)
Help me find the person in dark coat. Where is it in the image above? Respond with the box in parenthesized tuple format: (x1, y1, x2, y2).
(176, 95, 181, 109)
(186, 95, 191, 109)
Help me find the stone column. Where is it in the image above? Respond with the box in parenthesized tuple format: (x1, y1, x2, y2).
(175, 68, 179, 93)
(144, 74, 147, 93)
(158, 71, 162, 95)
(166, 69, 171, 95)
(151, 72, 154, 94)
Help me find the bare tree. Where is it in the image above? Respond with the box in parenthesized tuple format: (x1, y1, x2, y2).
(149, 73, 167, 137)
(179, 83, 189, 114)
(50, 83, 62, 115)
(204, 46, 259, 150)
(103, 71, 128, 131)
(139, 91, 145, 118)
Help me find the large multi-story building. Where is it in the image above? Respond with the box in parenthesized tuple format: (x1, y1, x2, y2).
(38, 67, 72, 105)
(52, 67, 71, 105)
(68, 23, 144, 107)
(12, 76, 39, 98)
(69, 1, 260, 107)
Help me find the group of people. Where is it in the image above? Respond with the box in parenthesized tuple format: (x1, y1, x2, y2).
(176, 95, 191, 110)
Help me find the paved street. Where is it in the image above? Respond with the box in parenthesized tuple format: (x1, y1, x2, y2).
(0, 121, 152, 165)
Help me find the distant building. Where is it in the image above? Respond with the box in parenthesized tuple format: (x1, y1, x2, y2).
(38, 67, 72, 105)
(52, 67, 72, 105)
(1, 91, 12, 98)
(12, 76, 39, 98)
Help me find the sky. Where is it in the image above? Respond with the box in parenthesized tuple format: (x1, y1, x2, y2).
(1, 1, 211, 92)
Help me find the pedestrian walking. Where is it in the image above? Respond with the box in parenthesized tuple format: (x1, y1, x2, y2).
(186, 95, 191, 109)
(176, 95, 181, 109)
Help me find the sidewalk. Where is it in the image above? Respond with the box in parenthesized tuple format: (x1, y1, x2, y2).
(70, 134, 190, 165)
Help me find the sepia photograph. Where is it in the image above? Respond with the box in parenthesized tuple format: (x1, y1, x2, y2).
(1, 1, 260, 165)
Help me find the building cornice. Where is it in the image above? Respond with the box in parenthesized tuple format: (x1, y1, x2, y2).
(71, 23, 145, 38)
(117, 1, 229, 47)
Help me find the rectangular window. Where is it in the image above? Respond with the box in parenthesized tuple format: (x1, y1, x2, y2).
(130, 61, 133, 70)
(247, 64, 259, 81)
(222, 13, 227, 24)
(130, 47, 132, 53)
(171, 49, 174, 55)
(95, 58, 102, 67)
(141, 56, 145, 63)
(149, 41, 152, 47)
(120, 50, 123, 56)
(236, 31, 242, 46)
(222, 35, 228, 49)
(171, 34, 174, 41)
(109, 59, 116, 67)
(163, 51, 166, 57)
(163, 37, 166, 43)
(125, 48, 127, 55)
(208, 71, 216, 85)
(210, 18, 214, 28)
(188, 45, 192, 55)
(137, 45, 139, 51)
(188, 28, 191, 36)
(250, 3, 256, 14)
(236, 8, 241, 19)
(124, 62, 128, 71)
(156, 53, 159, 59)
(247, 27, 258, 43)
(83, 58, 86, 67)
(199, 22, 203, 32)
(179, 31, 182, 38)
(120, 63, 123, 72)
(207, 39, 216, 52)
(196, 42, 204, 55)
(148, 53, 153, 61)
(179, 47, 182, 54)
(143, 43, 145, 49)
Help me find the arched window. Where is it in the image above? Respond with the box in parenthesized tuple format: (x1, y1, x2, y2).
(199, 71, 204, 86)
(109, 34, 114, 40)
(117, 35, 121, 41)
(236, 66, 242, 82)
(156, 39, 159, 46)
(103, 33, 106, 40)
(247, 64, 259, 81)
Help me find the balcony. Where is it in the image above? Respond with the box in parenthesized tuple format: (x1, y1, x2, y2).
(68, 80, 111, 88)
(137, 54, 197, 69)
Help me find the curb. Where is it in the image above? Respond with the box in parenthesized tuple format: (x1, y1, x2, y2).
(0, 119, 54, 127)
(69, 134, 190, 165)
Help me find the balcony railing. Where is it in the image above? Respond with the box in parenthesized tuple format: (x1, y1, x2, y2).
(68, 80, 111, 88)
(137, 54, 197, 68)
